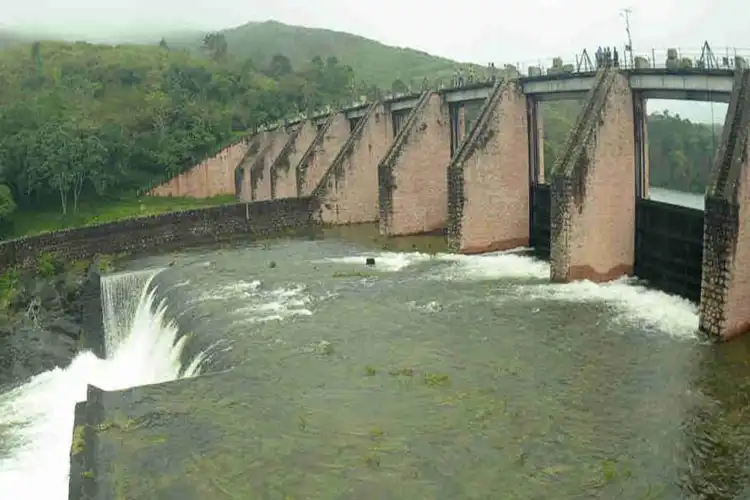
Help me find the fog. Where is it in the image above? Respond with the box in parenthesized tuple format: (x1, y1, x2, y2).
(4, 0, 746, 122)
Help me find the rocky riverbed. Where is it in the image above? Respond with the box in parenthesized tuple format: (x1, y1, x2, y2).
(0, 255, 117, 389)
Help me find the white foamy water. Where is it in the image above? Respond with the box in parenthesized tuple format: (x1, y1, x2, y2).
(194, 280, 315, 325)
(322, 248, 549, 280)
(517, 277, 699, 339)
(0, 268, 206, 498)
(424, 250, 697, 338)
(325, 249, 697, 338)
(321, 251, 436, 271)
(333, 249, 697, 339)
(432, 250, 550, 280)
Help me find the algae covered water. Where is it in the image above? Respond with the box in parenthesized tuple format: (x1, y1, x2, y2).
(4, 223, 750, 499)
(73, 226, 750, 499)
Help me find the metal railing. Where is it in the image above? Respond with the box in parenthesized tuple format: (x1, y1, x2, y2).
(265, 42, 750, 130)
(411, 42, 749, 92)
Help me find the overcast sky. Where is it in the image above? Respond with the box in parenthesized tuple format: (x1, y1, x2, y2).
(4, 0, 745, 122)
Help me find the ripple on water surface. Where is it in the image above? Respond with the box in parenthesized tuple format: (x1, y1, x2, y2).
(0, 240, 724, 499)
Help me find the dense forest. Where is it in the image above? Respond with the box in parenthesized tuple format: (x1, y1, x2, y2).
(0, 23, 724, 237)
(646, 111, 721, 193)
(0, 37, 357, 222)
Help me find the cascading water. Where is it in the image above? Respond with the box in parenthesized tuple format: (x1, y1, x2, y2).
(0, 268, 205, 498)
(101, 269, 157, 355)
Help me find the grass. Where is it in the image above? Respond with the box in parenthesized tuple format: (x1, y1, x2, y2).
(7, 194, 237, 238)
(71, 425, 86, 456)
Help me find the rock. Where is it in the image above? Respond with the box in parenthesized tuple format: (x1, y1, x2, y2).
(33, 279, 62, 311)
(57, 271, 83, 305)
(316, 340, 334, 355)
(45, 316, 82, 340)
(0, 264, 94, 388)
(0, 318, 77, 387)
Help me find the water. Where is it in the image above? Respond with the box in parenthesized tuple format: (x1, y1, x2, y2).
(649, 186, 705, 210)
(3, 219, 750, 498)
(0, 268, 206, 498)
(65, 227, 750, 499)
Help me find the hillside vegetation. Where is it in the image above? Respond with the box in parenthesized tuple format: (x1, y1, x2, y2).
(0, 39, 355, 235)
(167, 20, 484, 90)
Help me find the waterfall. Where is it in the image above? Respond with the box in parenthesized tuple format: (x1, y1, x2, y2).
(101, 269, 157, 355)
(0, 267, 205, 499)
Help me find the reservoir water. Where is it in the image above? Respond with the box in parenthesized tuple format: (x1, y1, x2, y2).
(2, 189, 750, 499)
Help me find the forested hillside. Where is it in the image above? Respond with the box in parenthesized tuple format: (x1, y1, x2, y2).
(0, 39, 356, 232)
(646, 111, 721, 193)
(166, 20, 484, 90)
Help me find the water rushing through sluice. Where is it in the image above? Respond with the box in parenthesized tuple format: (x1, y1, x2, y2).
(1, 229, 746, 498)
(0, 268, 205, 498)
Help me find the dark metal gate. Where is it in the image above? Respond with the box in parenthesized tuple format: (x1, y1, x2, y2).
(634, 198, 703, 302)
(449, 101, 485, 156)
(391, 109, 411, 137)
(449, 103, 462, 156)
(530, 183, 551, 258)
(349, 116, 362, 132)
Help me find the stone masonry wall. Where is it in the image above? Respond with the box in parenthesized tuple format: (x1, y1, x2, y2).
(378, 92, 451, 236)
(699, 69, 750, 341)
(271, 121, 318, 200)
(0, 198, 315, 272)
(297, 113, 350, 197)
(550, 69, 636, 282)
(149, 140, 250, 198)
(237, 132, 270, 200)
(250, 127, 293, 202)
(641, 104, 650, 198)
(724, 155, 750, 340)
(314, 103, 393, 224)
(448, 80, 530, 253)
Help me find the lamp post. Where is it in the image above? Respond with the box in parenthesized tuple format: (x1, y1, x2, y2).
(621, 8, 634, 67)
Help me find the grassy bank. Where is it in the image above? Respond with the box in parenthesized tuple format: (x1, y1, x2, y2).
(6, 195, 237, 239)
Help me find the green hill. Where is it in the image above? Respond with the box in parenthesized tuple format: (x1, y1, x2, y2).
(167, 20, 483, 89)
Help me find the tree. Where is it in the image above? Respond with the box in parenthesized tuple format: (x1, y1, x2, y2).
(0, 185, 17, 221)
(266, 54, 293, 79)
(202, 33, 228, 61)
(391, 78, 408, 94)
(159, 38, 169, 50)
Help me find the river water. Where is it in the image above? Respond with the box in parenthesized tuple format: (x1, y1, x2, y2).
(3, 189, 750, 499)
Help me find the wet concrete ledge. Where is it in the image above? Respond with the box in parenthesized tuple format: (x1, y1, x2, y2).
(67, 370, 247, 500)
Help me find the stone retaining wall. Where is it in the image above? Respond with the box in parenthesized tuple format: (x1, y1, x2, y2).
(447, 79, 530, 253)
(549, 67, 636, 283)
(149, 140, 250, 199)
(314, 103, 393, 225)
(270, 121, 318, 200)
(700, 69, 750, 341)
(0, 198, 315, 272)
(378, 92, 451, 236)
(250, 128, 294, 202)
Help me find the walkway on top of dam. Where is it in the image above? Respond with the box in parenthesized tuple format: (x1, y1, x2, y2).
(337, 43, 745, 119)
